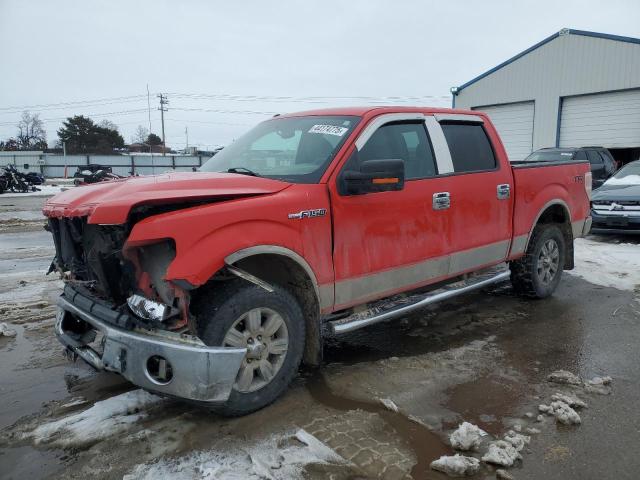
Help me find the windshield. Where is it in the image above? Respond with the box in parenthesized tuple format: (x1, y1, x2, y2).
(200, 115, 360, 183)
(523, 150, 575, 162)
(606, 161, 640, 185)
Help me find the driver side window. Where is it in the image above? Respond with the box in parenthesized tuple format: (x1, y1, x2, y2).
(358, 122, 437, 179)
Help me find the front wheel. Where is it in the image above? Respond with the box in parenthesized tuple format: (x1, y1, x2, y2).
(192, 279, 305, 416)
(510, 224, 566, 298)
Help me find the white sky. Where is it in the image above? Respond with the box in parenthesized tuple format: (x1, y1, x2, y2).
(0, 0, 638, 150)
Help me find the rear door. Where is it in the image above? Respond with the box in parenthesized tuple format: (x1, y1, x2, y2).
(435, 115, 514, 272)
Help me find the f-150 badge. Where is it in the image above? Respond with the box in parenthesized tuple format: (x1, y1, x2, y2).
(288, 208, 327, 219)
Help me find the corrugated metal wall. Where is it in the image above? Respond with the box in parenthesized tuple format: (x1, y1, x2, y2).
(0, 154, 207, 177)
(455, 32, 640, 151)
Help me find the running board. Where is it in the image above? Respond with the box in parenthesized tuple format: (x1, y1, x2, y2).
(329, 269, 511, 335)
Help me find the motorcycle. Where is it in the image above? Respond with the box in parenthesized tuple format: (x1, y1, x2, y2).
(0, 164, 38, 193)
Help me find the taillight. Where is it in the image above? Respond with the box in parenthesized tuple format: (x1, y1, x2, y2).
(584, 171, 592, 200)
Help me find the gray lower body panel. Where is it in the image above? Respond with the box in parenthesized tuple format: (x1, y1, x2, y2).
(55, 295, 246, 403)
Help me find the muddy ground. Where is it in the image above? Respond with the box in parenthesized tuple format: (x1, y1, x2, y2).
(0, 194, 639, 480)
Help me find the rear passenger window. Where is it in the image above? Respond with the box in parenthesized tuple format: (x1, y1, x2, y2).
(359, 122, 437, 179)
(440, 123, 496, 173)
(574, 150, 588, 161)
(587, 150, 603, 165)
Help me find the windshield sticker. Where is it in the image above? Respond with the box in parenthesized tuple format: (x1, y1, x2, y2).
(560, 152, 572, 156)
(308, 124, 349, 136)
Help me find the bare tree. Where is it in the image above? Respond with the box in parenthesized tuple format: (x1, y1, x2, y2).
(17, 111, 47, 150)
(132, 125, 149, 144)
(98, 119, 119, 131)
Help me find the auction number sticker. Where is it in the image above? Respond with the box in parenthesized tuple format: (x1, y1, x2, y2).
(308, 124, 348, 136)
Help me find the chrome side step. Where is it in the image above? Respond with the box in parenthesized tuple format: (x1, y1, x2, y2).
(329, 269, 511, 335)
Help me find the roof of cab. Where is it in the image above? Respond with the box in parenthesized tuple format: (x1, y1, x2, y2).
(279, 106, 478, 118)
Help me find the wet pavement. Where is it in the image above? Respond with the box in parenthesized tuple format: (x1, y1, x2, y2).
(0, 194, 639, 479)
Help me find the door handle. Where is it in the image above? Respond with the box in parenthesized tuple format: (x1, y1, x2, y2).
(433, 192, 450, 210)
(497, 184, 511, 200)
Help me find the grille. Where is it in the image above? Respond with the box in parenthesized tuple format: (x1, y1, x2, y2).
(48, 217, 134, 303)
(592, 200, 640, 206)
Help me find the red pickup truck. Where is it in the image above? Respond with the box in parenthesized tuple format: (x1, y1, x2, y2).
(45, 107, 592, 415)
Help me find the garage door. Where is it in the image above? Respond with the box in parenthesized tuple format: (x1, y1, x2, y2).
(559, 89, 640, 148)
(472, 101, 534, 161)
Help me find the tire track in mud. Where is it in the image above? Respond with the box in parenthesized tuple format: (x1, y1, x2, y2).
(306, 372, 452, 480)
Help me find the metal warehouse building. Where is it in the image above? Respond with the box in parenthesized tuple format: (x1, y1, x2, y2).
(451, 28, 640, 164)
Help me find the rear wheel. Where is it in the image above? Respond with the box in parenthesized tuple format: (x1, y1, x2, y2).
(510, 224, 565, 298)
(192, 279, 305, 416)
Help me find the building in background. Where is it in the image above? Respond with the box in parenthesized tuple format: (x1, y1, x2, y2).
(452, 28, 640, 164)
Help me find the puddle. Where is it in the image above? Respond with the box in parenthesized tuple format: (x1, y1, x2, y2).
(307, 371, 452, 480)
(0, 445, 66, 480)
(443, 374, 533, 436)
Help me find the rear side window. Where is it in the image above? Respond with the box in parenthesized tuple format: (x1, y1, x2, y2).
(587, 150, 603, 165)
(440, 123, 496, 173)
(574, 150, 588, 161)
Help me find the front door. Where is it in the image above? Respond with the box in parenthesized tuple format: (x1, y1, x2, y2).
(328, 115, 453, 309)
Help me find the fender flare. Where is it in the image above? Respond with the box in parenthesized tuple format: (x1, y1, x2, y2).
(525, 199, 572, 251)
(224, 245, 331, 311)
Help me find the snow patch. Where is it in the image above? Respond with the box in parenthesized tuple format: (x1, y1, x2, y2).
(551, 392, 588, 409)
(449, 422, 487, 451)
(379, 398, 399, 413)
(549, 401, 581, 425)
(124, 429, 345, 480)
(28, 390, 163, 447)
(605, 174, 640, 186)
(547, 370, 582, 386)
(570, 238, 640, 291)
(588, 376, 612, 386)
(482, 440, 521, 467)
(0, 322, 17, 337)
(0, 185, 67, 198)
(496, 469, 515, 480)
(504, 431, 530, 452)
(430, 454, 480, 477)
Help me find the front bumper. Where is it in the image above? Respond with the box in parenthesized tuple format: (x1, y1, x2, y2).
(55, 294, 246, 403)
(591, 211, 640, 234)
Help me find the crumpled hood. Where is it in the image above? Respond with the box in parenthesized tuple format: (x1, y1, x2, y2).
(43, 172, 291, 224)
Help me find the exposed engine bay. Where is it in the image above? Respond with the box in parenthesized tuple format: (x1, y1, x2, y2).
(46, 215, 188, 331)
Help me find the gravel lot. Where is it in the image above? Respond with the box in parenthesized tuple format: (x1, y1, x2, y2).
(0, 194, 639, 480)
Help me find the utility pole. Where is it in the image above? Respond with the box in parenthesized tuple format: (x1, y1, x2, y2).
(146, 84, 152, 153)
(157, 93, 168, 156)
(185, 126, 189, 151)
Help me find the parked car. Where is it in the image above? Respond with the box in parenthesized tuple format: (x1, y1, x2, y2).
(590, 160, 640, 234)
(44, 107, 591, 415)
(524, 147, 616, 188)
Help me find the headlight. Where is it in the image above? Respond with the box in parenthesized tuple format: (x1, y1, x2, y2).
(127, 294, 173, 322)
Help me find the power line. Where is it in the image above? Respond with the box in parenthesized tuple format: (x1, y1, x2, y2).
(0, 94, 148, 112)
(0, 91, 452, 114)
(171, 107, 277, 115)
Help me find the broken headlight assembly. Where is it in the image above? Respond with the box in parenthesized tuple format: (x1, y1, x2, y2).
(126, 294, 176, 322)
(124, 239, 189, 329)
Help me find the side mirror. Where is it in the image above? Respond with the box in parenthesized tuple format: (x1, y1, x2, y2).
(339, 159, 405, 195)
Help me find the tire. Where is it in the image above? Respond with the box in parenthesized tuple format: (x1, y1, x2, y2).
(510, 224, 565, 298)
(192, 279, 305, 416)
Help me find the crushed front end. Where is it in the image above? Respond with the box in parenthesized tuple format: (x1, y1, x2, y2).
(47, 215, 245, 403)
